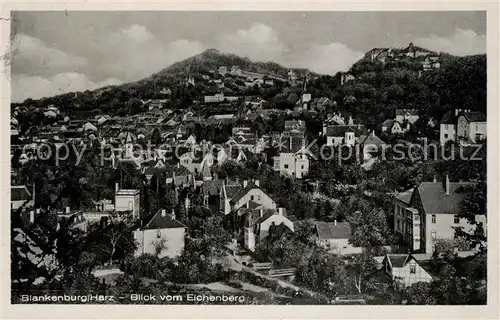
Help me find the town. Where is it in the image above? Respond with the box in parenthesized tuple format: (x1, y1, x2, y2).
(10, 43, 487, 305)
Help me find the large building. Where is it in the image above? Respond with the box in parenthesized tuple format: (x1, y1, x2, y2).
(440, 109, 486, 145)
(393, 176, 486, 254)
(133, 209, 187, 259)
(114, 183, 141, 219)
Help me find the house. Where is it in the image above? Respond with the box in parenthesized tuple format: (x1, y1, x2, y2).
(201, 179, 224, 213)
(57, 208, 88, 232)
(11, 185, 34, 210)
(313, 221, 362, 255)
(242, 207, 294, 251)
(114, 183, 141, 219)
(220, 179, 277, 215)
(272, 136, 314, 179)
(165, 164, 194, 187)
(358, 131, 387, 162)
(324, 125, 366, 147)
(395, 109, 419, 124)
(393, 176, 486, 254)
(381, 120, 405, 134)
(440, 109, 487, 145)
(382, 254, 433, 287)
(400, 43, 434, 58)
(456, 110, 487, 143)
(230, 65, 242, 76)
(284, 120, 306, 136)
(133, 209, 187, 259)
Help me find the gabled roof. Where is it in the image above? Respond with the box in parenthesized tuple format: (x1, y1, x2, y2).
(230, 182, 270, 205)
(440, 111, 455, 124)
(201, 180, 224, 196)
(314, 221, 352, 240)
(396, 109, 419, 116)
(140, 209, 187, 230)
(325, 125, 366, 137)
(386, 254, 411, 268)
(460, 111, 486, 123)
(415, 181, 474, 215)
(395, 189, 413, 205)
(11, 186, 32, 202)
(359, 133, 387, 147)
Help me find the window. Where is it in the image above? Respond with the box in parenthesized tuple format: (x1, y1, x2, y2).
(444, 134, 448, 139)
(257, 196, 261, 201)
(284, 164, 289, 169)
(431, 215, 436, 224)
(301, 165, 304, 170)
(476, 125, 479, 130)
(410, 264, 416, 274)
(454, 215, 460, 224)
(413, 214, 420, 222)
(128, 201, 133, 210)
(251, 195, 255, 201)
(397, 219, 400, 231)
(157, 229, 161, 239)
(431, 230, 437, 240)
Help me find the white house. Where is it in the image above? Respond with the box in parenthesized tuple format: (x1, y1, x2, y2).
(382, 254, 433, 287)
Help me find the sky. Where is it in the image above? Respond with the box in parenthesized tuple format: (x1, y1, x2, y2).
(10, 11, 486, 102)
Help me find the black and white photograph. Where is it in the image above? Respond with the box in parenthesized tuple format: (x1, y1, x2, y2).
(3, 6, 497, 315)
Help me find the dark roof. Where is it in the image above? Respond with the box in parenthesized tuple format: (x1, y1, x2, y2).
(201, 180, 224, 196)
(230, 182, 270, 205)
(11, 186, 32, 202)
(440, 111, 455, 124)
(396, 109, 419, 116)
(415, 181, 474, 215)
(395, 189, 413, 205)
(141, 209, 187, 230)
(314, 221, 352, 240)
(224, 183, 243, 199)
(325, 125, 366, 137)
(461, 111, 486, 122)
(382, 119, 395, 127)
(359, 133, 387, 147)
(386, 254, 410, 268)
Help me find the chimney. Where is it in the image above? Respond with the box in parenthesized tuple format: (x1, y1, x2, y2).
(334, 219, 337, 226)
(243, 180, 248, 188)
(278, 207, 283, 216)
(161, 209, 166, 217)
(65, 206, 70, 214)
(29, 210, 35, 223)
(433, 175, 437, 183)
(177, 162, 180, 168)
(289, 137, 292, 150)
(171, 209, 176, 220)
(115, 182, 119, 193)
(445, 175, 450, 195)
(371, 130, 375, 137)
(255, 179, 260, 187)
(246, 202, 250, 208)
(259, 209, 263, 218)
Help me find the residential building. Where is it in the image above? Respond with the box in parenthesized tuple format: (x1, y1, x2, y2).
(133, 209, 187, 259)
(242, 207, 294, 251)
(395, 109, 419, 124)
(393, 176, 486, 254)
(440, 109, 487, 145)
(381, 120, 405, 134)
(324, 125, 366, 147)
(114, 183, 141, 219)
(313, 221, 362, 255)
(382, 254, 433, 287)
(11, 185, 34, 210)
(272, 136, 313, 179)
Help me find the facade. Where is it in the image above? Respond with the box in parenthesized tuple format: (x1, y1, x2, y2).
(272, 136, 313, 179)
(440, 109, 487, 145)
(393, 177, 486, 254)
(382, 120, 405, 134)
(114, 183, 141, 219)
(383, 254, 433, 287)
(133, 209, 187, 259)
(324, 125, 366, 147)
(242, 207, 294, 251)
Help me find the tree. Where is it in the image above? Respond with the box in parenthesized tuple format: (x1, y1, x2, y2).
(346, 251, 378, 294)
(404, 282, 436, 305)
